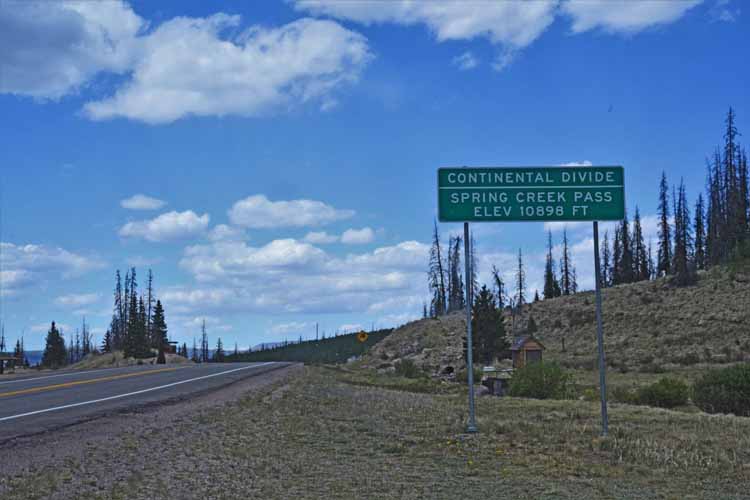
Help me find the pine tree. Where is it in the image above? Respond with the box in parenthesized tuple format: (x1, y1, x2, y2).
(201, 320, 209, 363)
(152, 300, 168, 350)
(673, 179, 695, 286)
(471, 285, 509, 366)
(447, 235, 465, 312)
(633, 207, 649, 281)
(533, 290, 540, 302)
(601, 230, 612, 287)
(515, 248, 526, 307)
(543, 231, 561, 299)
(213, 338, 225, 362)
(428, 220, 447, 317)
(618, 212, 635, 283)
(694, 194, 707, 270)
(706, 150, 725, 265)
(612, 226, 622, 285)
(657, 171, 672, 276)
(491, 265, 505, 309)
(647, 238, 656, 280)
(560, 229, 573, 295)
(146, 269, 155, 347)
(0, 324, 5, 354)
(42, 322, 67, 368)
(102, 329, 112, 352)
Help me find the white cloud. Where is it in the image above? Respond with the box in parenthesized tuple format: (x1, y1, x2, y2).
(562, 0, 703, 34)
(119, 210, 210, 242)
(2, 4, 371, 123)
(297, 1, 699, 70)
(181, 239, 327, 282)
(83, 16, 371, 123)
(303, 231, 339, 244)
(709, 0, 740, 22)
(295, 1, 557, 47)
(452, 51, 478, 70)
(228, 194, 354, 229)
(543, 221, 591, 233)
(0, 0, 144, 99)
(30, 322, 73, 334)
(208, 224, 247, 242)
(340, 227, 375, 244)
(269, 321, 314, 336)
(0, 242, 106, 297)
(559, 160, 593, 167)
(166, 239, 430, 318)
(338, 323, 363, 333)
(55, 293, 100, 308)
(120, 194, 166, 210)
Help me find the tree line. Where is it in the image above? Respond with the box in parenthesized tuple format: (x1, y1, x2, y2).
(600, 107, 747, 289)
(101, 268, 169, 359)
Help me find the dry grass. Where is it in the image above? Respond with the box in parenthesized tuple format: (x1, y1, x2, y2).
(363, 265, 750, 377)
(3, 366, 749, 499)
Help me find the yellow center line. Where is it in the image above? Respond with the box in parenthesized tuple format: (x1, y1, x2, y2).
(0, 367, 182, 398)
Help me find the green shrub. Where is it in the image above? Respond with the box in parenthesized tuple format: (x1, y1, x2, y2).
(456, 366, 483, 385)
(693, 363, 750, 416)
(508, 362, 571, 400)
(609, 385, 638, 405)
(394, 359, 422, 379)
(636, 377, 689, 408)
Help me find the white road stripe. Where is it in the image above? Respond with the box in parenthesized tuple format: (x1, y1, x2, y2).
(0, 362, 275, 423)
(0, 366, 145, 386)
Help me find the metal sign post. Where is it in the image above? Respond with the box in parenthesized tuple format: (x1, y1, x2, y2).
(464, 222, 478, 434)
(593, 221, 609, 436)
(437, 166, 624, 437)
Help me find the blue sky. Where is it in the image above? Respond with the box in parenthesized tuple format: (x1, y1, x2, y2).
(1, 0, 747, 350)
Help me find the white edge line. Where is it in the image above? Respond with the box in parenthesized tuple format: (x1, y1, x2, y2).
(0, 362, 276, 423)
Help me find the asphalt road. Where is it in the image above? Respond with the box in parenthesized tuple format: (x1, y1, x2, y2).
(0, 362, 286, 442)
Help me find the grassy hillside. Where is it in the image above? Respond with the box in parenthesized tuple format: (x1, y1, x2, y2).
(362, 262, 750, 376)
(229, 329, 392, 364)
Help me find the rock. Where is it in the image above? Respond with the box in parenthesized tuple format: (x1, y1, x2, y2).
(475, 385, 490, 397)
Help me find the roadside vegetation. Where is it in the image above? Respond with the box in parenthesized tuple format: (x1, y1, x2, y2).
(228, 328, 392, 364)
(3, 366, 748, 499)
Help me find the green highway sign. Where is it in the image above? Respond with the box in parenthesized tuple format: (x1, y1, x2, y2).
(438, 166, 625, 222)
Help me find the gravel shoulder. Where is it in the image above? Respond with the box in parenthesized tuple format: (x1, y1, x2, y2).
(2, 364, 749, 499)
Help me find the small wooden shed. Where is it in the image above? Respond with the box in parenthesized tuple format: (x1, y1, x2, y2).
(0, 355, 20, 374)
(510, 336, 545, 369)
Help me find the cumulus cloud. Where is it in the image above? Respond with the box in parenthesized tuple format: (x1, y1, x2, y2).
(0, 0, 144, 99)
(55, 293, 101, 308)
(119, 210, 210, 242)
(296, 1, 701, 70)
(83, 16, 371, 123)
(208, 224, 247, 242)
(2, 3, 371, 123)
(269, 321, 314, 336)
(31, 322, 73, 334)
(303, 231, 339, 244)
(228, 194, 354, 229)
(164, 239, 430, 319)
(120, 194, 166, 210)
(452, 51, 478, 70)
(1, 242, 106, 296)
(562, 0, 703, 34)
(340, 227, 375, 244)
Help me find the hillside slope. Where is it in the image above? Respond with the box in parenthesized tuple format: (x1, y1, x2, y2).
(363, 265, 750, 375)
